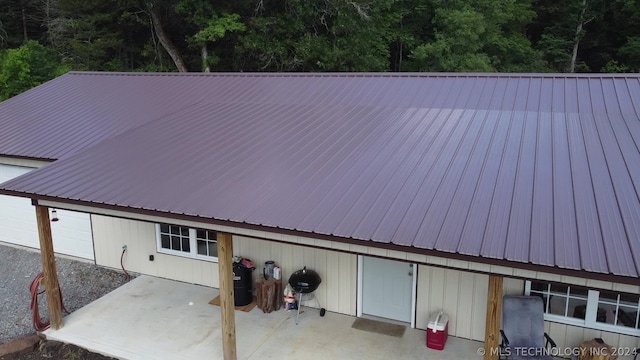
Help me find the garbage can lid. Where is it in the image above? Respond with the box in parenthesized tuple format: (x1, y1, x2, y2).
(427, 311, 449, 331)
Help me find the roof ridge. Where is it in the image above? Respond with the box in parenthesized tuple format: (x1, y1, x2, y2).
(67, 71, 640, 79)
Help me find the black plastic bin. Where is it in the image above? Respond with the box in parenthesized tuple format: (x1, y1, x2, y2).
(233, 263, 253, 306)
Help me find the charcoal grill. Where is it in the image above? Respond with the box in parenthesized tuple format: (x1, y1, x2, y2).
(288, 266, 326, 324)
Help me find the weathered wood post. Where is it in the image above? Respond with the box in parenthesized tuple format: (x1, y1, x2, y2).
(484, 275, 503, 360)
(217, 232, 237, 360)
(35, 205, 63, 329)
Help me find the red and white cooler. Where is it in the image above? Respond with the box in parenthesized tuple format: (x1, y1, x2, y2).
(426, 311, 449, 350)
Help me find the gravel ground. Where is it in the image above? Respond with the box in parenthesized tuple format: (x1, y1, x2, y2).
(0, 244, 130, 345)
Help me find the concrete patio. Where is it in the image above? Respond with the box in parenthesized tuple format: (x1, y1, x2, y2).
(43, 275, 484, 360)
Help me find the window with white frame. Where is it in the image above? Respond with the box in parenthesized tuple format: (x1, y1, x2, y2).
(156, 224, 218, 261)
(525, 281, 640, 336)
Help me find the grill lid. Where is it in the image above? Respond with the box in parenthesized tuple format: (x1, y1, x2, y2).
(288, 266, 321, 293)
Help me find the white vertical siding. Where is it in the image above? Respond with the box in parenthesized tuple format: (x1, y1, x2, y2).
(233, 236, 357, 315)
(416, 265, 489, 341)
(0, 163, 94, 259)
(92, 215, 220, 287)
(92, 216, 357, 315)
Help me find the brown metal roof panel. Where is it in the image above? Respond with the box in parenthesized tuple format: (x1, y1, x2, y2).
(551, 113, 581, 270)
(479, 111, 526, 258)
(592, 113, 640, 276)
(581, 114, 638, 276)
(500, 79, 520, 111)
(488, 78, 509, 110)
(250, 106, 387, 227)
(525, 78, 543, 113)
(299, 108, 411, 234)
(552, 77, 566, 113)
(514, 77, 533, 111)
(323, 109, 425, 238)
(539, 78, 555, 114)
(601, 78, 623, 114)
(451, 76, 480, 110)
(576, 78, 593, 113)
(341, 109, 436, 238)
(529, 113, 555, 267)
(503, 112, 537, 262)
(417, 110, 490, 250)
(613, 78, 638, 115)
(474, 77, 498, 110)
(565, 114, 609, 273)
(371, 109, 456, 242)
(433, 111, 499, 251)
(563, 78, 580, 113)
(456, 111, 512, 255)
(588, 78, 608, 114)
(394, 109, 474, 247)
(418, 77, 450, 109)
(353, 108, 443, 240)
(626, 78, 640, 115)
(618, 115, 640, 207)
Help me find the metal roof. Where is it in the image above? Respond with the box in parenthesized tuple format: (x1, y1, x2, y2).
(1, 72, 640, 279)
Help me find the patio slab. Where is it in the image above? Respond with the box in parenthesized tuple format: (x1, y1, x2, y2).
(43, 275, 484, 360)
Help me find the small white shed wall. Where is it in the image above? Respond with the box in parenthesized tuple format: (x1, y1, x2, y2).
(0, 158, 94, 259)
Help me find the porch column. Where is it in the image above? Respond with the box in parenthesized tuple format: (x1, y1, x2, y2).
(217, 232, 237, 360)
(35, 205, 63, 329)
(484, 275, 503, 360)
(484, 275, 502, 360)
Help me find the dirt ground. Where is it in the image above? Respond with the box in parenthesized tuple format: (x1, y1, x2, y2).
(4, 340, 115, 360)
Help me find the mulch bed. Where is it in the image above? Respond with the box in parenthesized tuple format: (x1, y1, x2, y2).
(1, 339, 115, 360)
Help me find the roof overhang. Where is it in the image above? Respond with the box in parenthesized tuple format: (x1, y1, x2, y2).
(16, 193, 637, 286)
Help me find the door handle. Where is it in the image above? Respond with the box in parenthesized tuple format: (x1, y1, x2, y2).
(408, 271, 413, 276)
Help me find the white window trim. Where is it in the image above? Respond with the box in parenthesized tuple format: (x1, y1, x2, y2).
(155, 224, 218, 262)
(525, 280, 640, 337)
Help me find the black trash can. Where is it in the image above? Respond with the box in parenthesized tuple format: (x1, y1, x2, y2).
(233, 263, 253, 306)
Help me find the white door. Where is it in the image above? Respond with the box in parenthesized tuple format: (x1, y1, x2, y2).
(362, 256, 414, 323)
(0, 164, 95, 260)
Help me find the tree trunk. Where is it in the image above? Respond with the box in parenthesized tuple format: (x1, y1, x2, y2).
(202, 44, 210, 72)
(570, 0, 588, 73)
(146, 2, 188, 72)
(21, 0, 28, 41)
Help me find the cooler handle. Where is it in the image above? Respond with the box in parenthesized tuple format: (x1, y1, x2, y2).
(432, 311, 443, 333)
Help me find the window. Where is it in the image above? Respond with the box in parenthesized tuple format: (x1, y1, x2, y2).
(156, 224, 217, 261)
(159, 224, 190, 253)
(196, 229, 218, 258)
(526, 281, 640, 336)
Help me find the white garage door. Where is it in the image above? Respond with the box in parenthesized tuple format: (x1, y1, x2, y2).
(0, 164, 94, 260)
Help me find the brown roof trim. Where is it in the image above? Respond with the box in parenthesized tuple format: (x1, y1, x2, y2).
(18, 192, 637, 286)
(0, 154, 56, 162)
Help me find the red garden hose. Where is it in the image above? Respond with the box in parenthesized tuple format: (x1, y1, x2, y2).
(29, 272, 68, 332)
(121, 247, 130, 282)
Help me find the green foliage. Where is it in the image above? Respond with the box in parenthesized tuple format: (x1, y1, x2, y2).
(411, 0, 543, 72)
(237, 0, 401, 71)
(1, 0, 640, 99)
(192, 14, 245, 44)
(0, 40, 70, 100)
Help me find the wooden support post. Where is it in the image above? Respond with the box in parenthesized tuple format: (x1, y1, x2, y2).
(35, 205, 63, 329)
(484, 275, 503, 360)
(217, 232, 237, 360)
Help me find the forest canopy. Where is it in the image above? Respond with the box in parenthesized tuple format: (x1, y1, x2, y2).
(1, 0, 639, 99)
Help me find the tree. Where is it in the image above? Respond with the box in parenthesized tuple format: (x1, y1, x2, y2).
(175, 0, 245, 72)
(411, 0, 545, 72)
(0, 40, 69, 100)
(237, 0, 402, 72)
